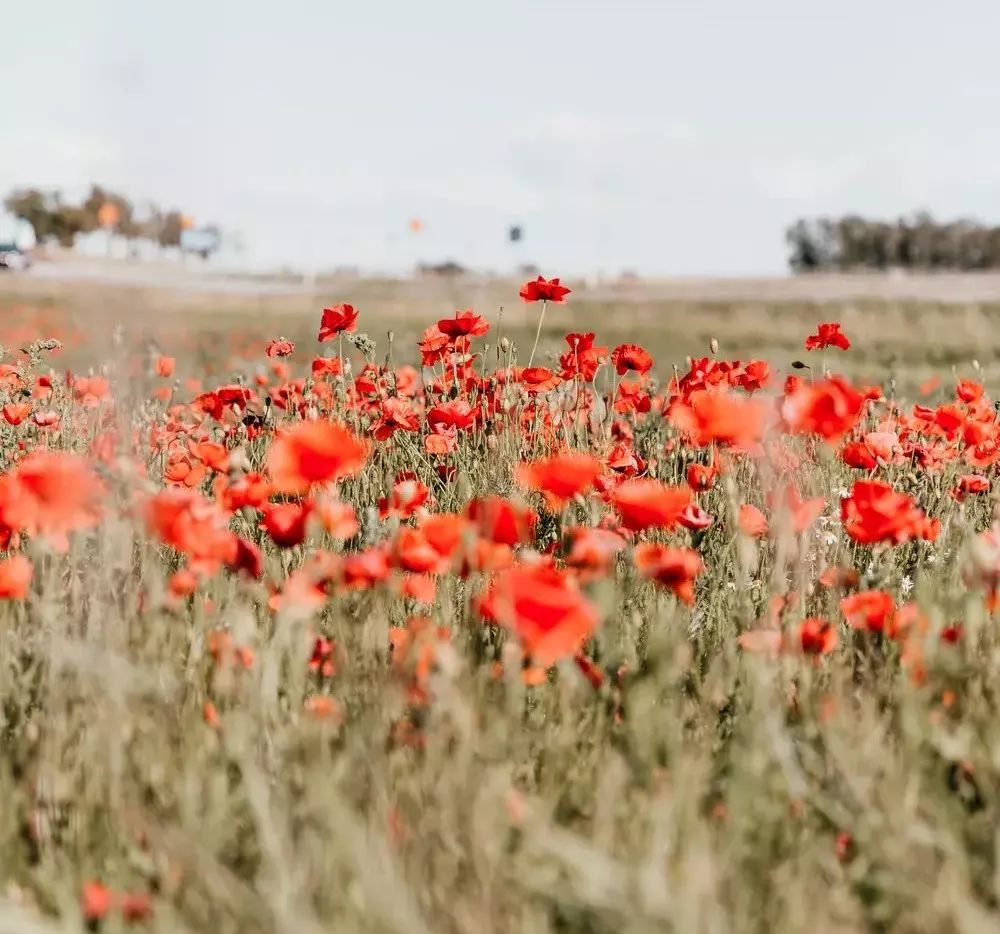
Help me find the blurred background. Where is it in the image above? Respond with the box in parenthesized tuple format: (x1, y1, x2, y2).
(4, 0, 1000, 280)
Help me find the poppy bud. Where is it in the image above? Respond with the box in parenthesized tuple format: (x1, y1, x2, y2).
(709, 338, 719, 355)
(500, 337, 511, 354)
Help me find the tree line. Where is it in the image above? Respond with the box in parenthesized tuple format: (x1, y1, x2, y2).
(3, 185, 209, 251)
(786, 213, 1000, 272)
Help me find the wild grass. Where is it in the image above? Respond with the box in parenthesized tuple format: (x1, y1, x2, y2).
(0, 278, 999, 932)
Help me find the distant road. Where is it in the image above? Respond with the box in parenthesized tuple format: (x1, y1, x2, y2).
(25, 259, 313, 296)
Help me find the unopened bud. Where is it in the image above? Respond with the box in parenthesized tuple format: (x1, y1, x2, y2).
(500, 337, 511, 354)
(709, 338, 719, 356)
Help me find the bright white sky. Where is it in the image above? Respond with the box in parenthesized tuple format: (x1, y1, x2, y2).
(4, 0, 1000, 275)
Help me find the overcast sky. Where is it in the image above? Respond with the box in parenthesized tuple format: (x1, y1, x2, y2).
(4, 0, 1000, 275)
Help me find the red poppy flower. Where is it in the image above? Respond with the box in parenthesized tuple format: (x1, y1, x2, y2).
(564, 526, 626, 573)
(342, 547, 392, 589)
(955, 474, 990, 500)
(0, 452, 105, 552)
(81, 881, 113, 922)
(260, 500, 313, 548)
(686, 461, 718, 492)
(394, 526, 449, 574)
(266, 338, 295, 358)
(519, 276, 571, 303)
(155, 355, 176, 377)
(841, 590, 895, 633)
(738, 360, 771, 393)
(610, 344, 653, 376)
(189, 440, 229, 473)
(373, 397, 421, 439)
(519, 367, 562, 393)
(318, 304, 359, 340)
(379, 474, 431, 519)
(466, 496, 537, 546)
(670, 390, 766, 449)
(311, 356, 343, 378)
(228, 536, 264, 580)
(437, 310, 490, 338)
(267, 419, 367, 493)
(0, 554, 32, 599)
(798, 618, 838, 655)
(419, 325, 451, 366)
(119, 892, 154, 923)
(427, 399, 479, 431)
(678, 503, 713, 531)
(781, 375, 866, 442)
(478, 565, 598, 666)
(840, 480, 931, 545)
(559, 332, 607, 381)
(804, 322, 850, 351)
(840, 440, 878, 470)
(2, 402, 30, 425)
(738, 504, 768, 538)
(609, 479, 691, 532)
(956, 379, 984, 403)
(633, 543, 703, 604)
(516, 451, 602, 511)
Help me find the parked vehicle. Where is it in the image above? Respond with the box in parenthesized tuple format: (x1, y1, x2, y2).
(0, 243, 30, 271)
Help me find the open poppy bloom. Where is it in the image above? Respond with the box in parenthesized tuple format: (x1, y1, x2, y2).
(516, 451, 603, 511)
(670, 390, 766, 449)
(267, 419, 367, 493)
(841, 590, 895, 633)
(266, 338, 295, 358)
(840, 480, 932, 545)
(260, 500, 313, 548)
(609, 479, 691, 532)
(798, 618, 838, 655)
(0, 451, 105, 552)
(478, 565, 598, 667)
(437, 310, 489, 338)
(781, 375, 866, 442)
(466, 496, 537, 546)
(318, 304, 359, 340)
(519, 276, 571, 303)
(0, 554, 32, 599)
(738, 503, 769, 538)
(633, 543, 703, 604)
(610, 344, 653, 376)
(805, 322, 850, 351)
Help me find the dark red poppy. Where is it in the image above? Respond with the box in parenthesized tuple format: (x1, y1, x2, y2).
(437, 310, 490, 338)
(519, 276, 571, 303)
(805, 322, 850, 351)
(318, 304, 359, 341)
(610, 344, 653, 376)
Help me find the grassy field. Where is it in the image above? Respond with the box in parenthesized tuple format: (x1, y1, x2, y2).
(1, 272, 1000, 931)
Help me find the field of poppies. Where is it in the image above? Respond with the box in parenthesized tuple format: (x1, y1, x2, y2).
(2, 275, 1000, 932)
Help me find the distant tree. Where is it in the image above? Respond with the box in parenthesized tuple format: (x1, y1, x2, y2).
(787, 212, 1000, 272)
(158, 211, 184, 248)
(82, 185, 139, 241)
(4, 188, 92, 247)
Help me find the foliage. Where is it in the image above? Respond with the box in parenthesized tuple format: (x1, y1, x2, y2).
(787, 213, 1000, 272)
(4, 185, 207, 251)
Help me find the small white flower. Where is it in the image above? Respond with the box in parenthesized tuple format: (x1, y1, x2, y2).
(824, 533, 838, 546)
(900, 576, 913, 596)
